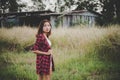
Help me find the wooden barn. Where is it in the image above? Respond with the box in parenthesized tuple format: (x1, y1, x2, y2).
(0, 10, 100, 28)
(50, 10, 100, 27)
(0, 10, 54, 27)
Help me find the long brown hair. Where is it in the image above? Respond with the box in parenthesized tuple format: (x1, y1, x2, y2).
(37, 19, 52, 38)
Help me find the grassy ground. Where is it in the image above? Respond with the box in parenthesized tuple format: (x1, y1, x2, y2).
(0, 25, 120, 80)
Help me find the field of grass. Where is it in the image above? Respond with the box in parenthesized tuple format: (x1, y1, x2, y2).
(0, 25, 120, 80)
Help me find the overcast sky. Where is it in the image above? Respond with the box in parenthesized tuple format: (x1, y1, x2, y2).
(20, 0, 102, 12)
(20, 0, 56, 11)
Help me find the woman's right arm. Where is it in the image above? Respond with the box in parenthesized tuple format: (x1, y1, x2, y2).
(32, 50, 51, 55)
(31, 34, 43, 51)
(31, 34, 52, 55)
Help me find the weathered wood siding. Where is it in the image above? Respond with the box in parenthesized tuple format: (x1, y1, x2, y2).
(51, 11, 97, 27)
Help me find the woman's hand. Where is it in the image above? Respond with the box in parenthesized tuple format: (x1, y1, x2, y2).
(45, 49, 52, 55)
(48, 49, 52, 55)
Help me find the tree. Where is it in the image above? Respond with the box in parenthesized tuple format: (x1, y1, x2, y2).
(9, 0, 19, 12)
(76, 0, 98, 11)
(63, 0, 76, 11)
(17, 3, 26, 12)
(99, 0, 115, 25)
(31, 0, 46, 10)
(54, 0, 63, 12)
(0, 0, 25, 13)
(99, 0, 120, 25)
(114, 0, 120, 24)
(0, 0, 9, 13)
(58, 0, 98, 12)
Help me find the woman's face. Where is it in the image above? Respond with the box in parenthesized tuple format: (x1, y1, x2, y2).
(43, 22, 51, 33)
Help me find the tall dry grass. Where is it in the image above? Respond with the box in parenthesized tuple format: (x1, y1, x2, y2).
(0, 25, 120, 80)
(0, 26, 36, 45)
(0, 25, 120, 63)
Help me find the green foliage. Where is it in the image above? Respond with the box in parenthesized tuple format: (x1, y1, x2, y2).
(0, 0, 19, 13)
(0, 26, 120, 80)
(99, 0, 120, 25)
(76, 0, 98, 11)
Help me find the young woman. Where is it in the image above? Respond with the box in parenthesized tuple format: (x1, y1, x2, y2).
(31, 19, 55, 80)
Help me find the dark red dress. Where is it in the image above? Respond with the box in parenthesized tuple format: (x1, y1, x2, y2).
(31, 33, 55, 75)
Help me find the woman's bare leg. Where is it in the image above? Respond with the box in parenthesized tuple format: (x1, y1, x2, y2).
(49, 66, 52, 79)
(38, 74, 43, 80)
(43, 67, 52, 80)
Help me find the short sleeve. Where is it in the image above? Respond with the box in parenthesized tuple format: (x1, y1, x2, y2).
(31, 34, 44, 50)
